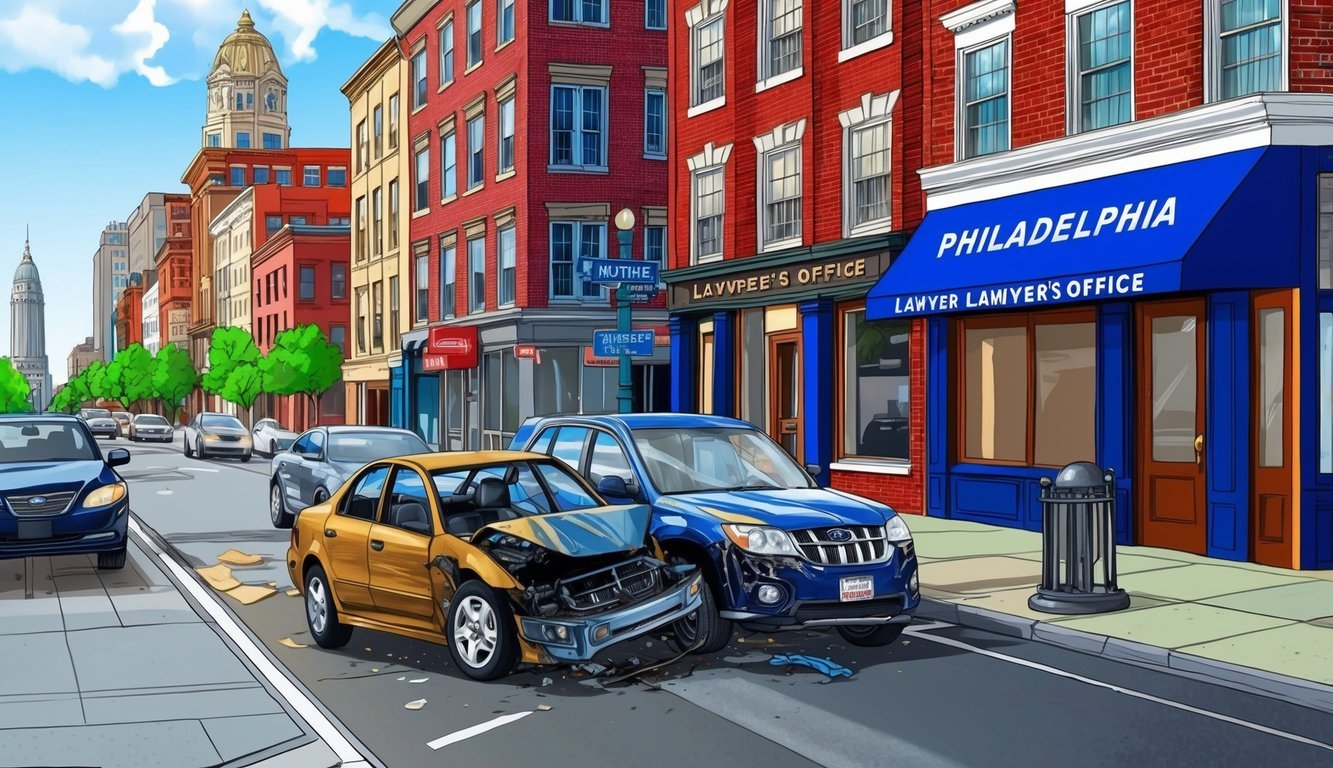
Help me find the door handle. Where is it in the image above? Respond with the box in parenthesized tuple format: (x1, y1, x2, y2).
(370, 540, 384, 551)
(1194, 434, 1204, 465)
(324, 529, 337, 538)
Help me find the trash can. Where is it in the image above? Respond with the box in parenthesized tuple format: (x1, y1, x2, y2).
(1028, 462, 1130, 615)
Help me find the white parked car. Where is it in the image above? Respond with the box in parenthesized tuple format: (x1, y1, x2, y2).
(251, 418, 299, 457)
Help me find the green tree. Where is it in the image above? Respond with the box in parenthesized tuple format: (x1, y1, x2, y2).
(108, 344, 155, 411)
(219, 364, 263, 421)
(101, 357, 131, 410)
(202, 326, 261, 397)
(63, 372, 92, 410)
(260, 324, 344, 416)
(0, 358, 32, 414)
(84, 361, 111, 405)
(152, 344, 198, 425)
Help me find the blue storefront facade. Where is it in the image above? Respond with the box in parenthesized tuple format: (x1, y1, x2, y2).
(868, 100, 1333, 570)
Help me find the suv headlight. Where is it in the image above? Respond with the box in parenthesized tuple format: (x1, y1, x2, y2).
(722, 524, 799, 556)
(885, 515, 912, 543)
(83, 482, 127, 508)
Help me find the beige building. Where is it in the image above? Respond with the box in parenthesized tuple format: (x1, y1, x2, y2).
(67, 336, 95, 380)
(203, 10, 290, 150)
(209, 187, 254, 334)
(340, 39, 409, 426)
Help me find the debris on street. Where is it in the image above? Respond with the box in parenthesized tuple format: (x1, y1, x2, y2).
(409, 678, 429, 684)
(405, 699, 427, 710)
(285, 588, 301, 596)
(225, 584, 278, 605)
(769, 654, 853, 680)
(279, 637, 308, 649)
(216, 549, 263, 566)
(195, 563, 240, 591)
(537, 704, 553, 711)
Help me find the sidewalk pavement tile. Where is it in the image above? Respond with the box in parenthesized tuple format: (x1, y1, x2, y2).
(919, 556, 1040, 594)
(0, 593, 65, 635)
(0, 719, 222, 768)
(65, 623, 255, 693)
(1114, 563, 1314, 602)
(0, 634, 78, 696)
(1198, 579, 1333, 622)
(108, 586, 199, 626)
(1177, 623, 1333, 687)
(1047, 602, 1293, 649)
(54, 571, 120, 632)
(945, 585, 1171, 622)
(0, 693, 84, 729)
(202, 713, 305, 763)
(1107, 553, 1194, 575)
(915, 530, 1044, 561)
(81, 683, 286, 726)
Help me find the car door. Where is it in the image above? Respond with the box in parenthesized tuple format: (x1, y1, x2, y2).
(252, 420, 270, 453)
(321, 464, 390, 611)
(275, 433, 310, 507)
(367, 466, 441, 629)
(303, 429, 330, 502)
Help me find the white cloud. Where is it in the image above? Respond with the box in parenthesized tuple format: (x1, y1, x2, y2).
(112, 0, 176, 86)
(0, 5, 119, 86)
(256, 0, 389, 62)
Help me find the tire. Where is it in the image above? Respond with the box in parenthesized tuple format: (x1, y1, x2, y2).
(270, 483, 294, 529)
(446, 581, 519, 681)
(241, 453, 252, 463)
(197, 442, 207, 460)
(183, 439, 192, 457)
(304, 564, 353, 649)
(312, 488, 329, 505)
(669, 557, 733, 655)
(97, 548, 127, 570)
(836, 624, 905, 647)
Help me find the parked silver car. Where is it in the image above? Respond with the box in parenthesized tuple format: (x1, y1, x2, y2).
(251, 418, 298, 457)
(78, 408, 118, 440)
(268, 426, 430, 528)
(129, 413, 174, 442)
(184, 412, 253, 462)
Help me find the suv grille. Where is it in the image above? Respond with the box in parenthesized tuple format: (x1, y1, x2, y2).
(4, 491, 77, 517)
(789, 526, 889, 565)
(558, 557, 660, 612)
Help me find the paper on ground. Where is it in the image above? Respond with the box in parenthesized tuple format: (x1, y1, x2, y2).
(217, 549, 263, 566)
(280, 637, 308, 649)
(196, 563, 241, 591)
(227, 584, 278, 605)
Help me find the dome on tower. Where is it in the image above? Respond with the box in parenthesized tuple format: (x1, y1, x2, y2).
(212, 10, 283, 77)
(14, 239, 38, 285)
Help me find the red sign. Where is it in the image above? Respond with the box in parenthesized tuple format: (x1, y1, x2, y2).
(583, 347, 619, 367)
(422, 325, 479, 371)
(514, 344, 538, 359)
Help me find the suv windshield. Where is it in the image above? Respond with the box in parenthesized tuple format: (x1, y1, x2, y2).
(135, 415, 169, 426)
(0, 423, 98, 463)
(327, 432, 429, 463)
(201, 415, 243, 429)
(84, 410, 111, 419)
(630, 427, 813, 494)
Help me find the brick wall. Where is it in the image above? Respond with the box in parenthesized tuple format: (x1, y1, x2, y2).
(1291, 0, 1333, 92)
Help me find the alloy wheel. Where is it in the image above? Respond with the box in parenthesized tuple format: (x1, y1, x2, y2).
(307, 576, 328, 634)
(451, 595, 498, 669)
(270, 485, 284, 526)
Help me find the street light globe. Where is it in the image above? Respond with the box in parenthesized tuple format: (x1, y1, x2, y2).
(614, 207, 636, 231)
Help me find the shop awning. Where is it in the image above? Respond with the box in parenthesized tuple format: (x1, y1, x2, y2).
(867, 147, 1299, 319)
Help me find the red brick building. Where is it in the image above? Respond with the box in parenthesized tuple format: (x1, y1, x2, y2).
(388, 0, 671, 449)
(664, 0, 927, 510)
(114, 277, 144, 353)
(252, 225, 352, 431)
(154, 195, 194, 366)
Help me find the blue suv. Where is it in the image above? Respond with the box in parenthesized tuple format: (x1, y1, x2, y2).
(511, 414, 919, 653)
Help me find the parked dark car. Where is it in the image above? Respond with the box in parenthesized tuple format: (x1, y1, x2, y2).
(0, 415, 132, 569)
(184, 412, 253, 461)
(78, 408, 118, 439)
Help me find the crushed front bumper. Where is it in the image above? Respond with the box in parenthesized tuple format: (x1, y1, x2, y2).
(517, 572, 704, 662)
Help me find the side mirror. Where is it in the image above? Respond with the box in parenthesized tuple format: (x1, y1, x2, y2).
(401, 519, 431, 535)
(107, 449, 131, 467)
(597, 475, 640, 500)
(805, 464, 821, 477)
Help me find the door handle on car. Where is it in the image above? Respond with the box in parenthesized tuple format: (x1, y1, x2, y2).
(370, 540, 384, 551)
(324, 529, 337, 538)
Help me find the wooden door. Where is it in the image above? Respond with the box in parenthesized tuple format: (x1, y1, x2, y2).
(1252, 291, 1295, 567)
(1137, 299, 1208, 554)
(769, 332, 802, 459)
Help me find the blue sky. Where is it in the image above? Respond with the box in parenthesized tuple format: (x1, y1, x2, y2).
(0, 0, 390, 384)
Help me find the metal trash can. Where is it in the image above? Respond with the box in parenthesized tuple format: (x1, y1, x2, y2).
(1028, 462, 1130, 615)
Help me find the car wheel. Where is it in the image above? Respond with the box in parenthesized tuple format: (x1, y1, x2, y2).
(97, 548, 127, 570)
(312, 488, 329, 505)
(446, 581, 519, 681)
(241, 453, 252, 463)
(836, 624, 906, 647)
(304, 564, 353, 649)
(196, 442, 207, 460)
(668, 557, 733, 654)
(270, 484, 294, 529)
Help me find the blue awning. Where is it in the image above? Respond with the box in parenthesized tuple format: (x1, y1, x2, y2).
(867, 147, 1299, 319)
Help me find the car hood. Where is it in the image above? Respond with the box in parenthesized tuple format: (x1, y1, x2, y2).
(474, 504, 652, 558)
(87, 418, 115, 426)
(0, 460, 105, 489)
(657, 488, 892, 529)
(202, 426, 247, 437)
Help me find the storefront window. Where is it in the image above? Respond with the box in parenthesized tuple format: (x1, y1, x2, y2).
(1321, 313, 1332, 475)
(1320, 175, 1333, 290)
(1257, 308, 1285, 468)
(841, 309, 910, 462)
(739, 309, 766, 426)
(415, 373, 440, 447)
(699, 329, 715, 414)
(582, 366, 616, 414)
(482, 349, 520, 447)
(444, 370, 466, 451)
(1033, 322, 1097, 466)
(535, 347, 581, 415)
(964, 324, 1027, 463)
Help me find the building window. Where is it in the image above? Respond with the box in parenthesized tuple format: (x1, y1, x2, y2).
(550, 85, 606, 170)
(266, 215, 282, 236)
(691, 17, 725, 108)
(467, 1, 483, 68)
(534, 348, 582, 415)
(843, 0, 888, 52)
(644, 89, 666, 157)
(959, 312, 1096, 467)
(356, 289, 367, 353)
(236, 132, 251, 148)
(692, 167, 724, 262)
(438, 21, 454, 87)
(328, 167, 347, 187)
(441, 130, 457, 198)
(441, 243, 457, 319)
(357, 120, 368, 172)
(373, 187, 383, 255)
(414, 146, 430, 211)
(263, 133, 282, 149)
(761, 145, 801, 249)
(960, 37, 1010, 159)
(389, 180, 400, 248)
(415, 252, 429, 323)
(549, 221, 604, 300)
(483, 349, 521, 445)
(761, 0, 803, 82)
(303, 166, 321, 186)
(467, 115, 485, 189)
(207, 133, 222, 147)
(331, 264, 347, 300)
(645, 225, 665, 276)
(412, 47, 428, 108)
(842, 309, 910, 463)
(1071, 0, 1132, 133)
(299, 266, 316, 302)
(356, 196, 367, 259)
(498, 225, 516, 306)
(1320, 175, 1333, 474)
(551, 0, 607, 25)
(699, 327, 715, 413)
(499, 0, 515, 43)
(331, 326, 346, 355)
(229, 167, 245, 186)
(373, 105, 383, 158)
(389, 94, 400, 148)
(371, 280, 384, 350)
(290, 215, 307, 226)
(498, 97, 515, 173)
(276, 167, 292, 186)
(845, 118, 891, 234)
(468, 235, 486, 313)
(1212, 0, 1284, 101)
(389, 275, 400, 350)
(646, 0, 666, 29)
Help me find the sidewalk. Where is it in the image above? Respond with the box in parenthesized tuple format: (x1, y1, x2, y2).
(909, 515, 1333, 712)
(0, 530, 359, 768)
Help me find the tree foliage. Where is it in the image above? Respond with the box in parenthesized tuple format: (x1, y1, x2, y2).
(84, 361, 110, 404)
(152, 344, 198, 424)
(202, 327, 261, 395)
(0, 358, 32, 414)
(260, 324, 343, 413)
(219, 364, 263, 412)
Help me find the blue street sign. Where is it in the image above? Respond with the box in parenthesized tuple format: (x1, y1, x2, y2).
(579, 258, 660, 285)
(593, 329, 655, 357)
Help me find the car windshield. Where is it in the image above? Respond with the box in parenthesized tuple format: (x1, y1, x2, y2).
(135, 415, 169, 426)
(0, 423, 98, 463)
(85, 410, 111, 419)
(201, 415, 244, 429)
(327, 432, 429, 463)
(631, 427, 813, 494)
(430, 460, 600, 517)
(113, 412, 131, 419)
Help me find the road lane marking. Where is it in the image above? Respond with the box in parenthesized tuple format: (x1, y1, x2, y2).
(427, 711, 534, 750)
(127, 516, 374, 767)
(904, 622, 1333, 753)
(156, 490, 173, 495)
(659, 674, 965, 768)
(178, 467, 221, 472)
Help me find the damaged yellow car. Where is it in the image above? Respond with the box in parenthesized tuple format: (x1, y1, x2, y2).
(286, 450, 704, 680)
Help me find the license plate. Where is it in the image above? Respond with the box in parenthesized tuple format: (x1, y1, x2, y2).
(840, 575, 874, 602)
(17, 520, 52, 540)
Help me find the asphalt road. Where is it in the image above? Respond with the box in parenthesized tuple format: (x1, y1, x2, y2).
(117, 434, 1333, 768)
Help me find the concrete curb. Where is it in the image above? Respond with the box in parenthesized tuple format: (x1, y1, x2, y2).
(918, 597, 1333, 715)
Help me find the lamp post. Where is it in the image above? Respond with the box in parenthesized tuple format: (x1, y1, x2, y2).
(613, 207, 636, 414)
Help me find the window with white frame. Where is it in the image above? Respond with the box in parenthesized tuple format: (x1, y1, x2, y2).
(373, 187, 383, 255)
(389, 95, 400, 148)
(468, 235, 486, 313)
(442, 130, 457, 198)
(760, 0, 803, 82)
(550, 85, 607, 170)
(762, 146, 801, 248)
(842, 0, 888, 53)
(411, 46, 428, 109)
(499, 97, 515, 173)
(414, 145, 430, 210)
(498, 225, 516, 306)
(414, 252, 429, 323)
(467, 114, 485, 188)
(645, 225, 666, 275)
(389, 179, 399, 248)
(840, 90, 897, 236)
(644, 89, 666, 157)
(692, 16, 725, 107)
(550, 221, 605, 300)
(692, 167, 724, 261)
(1070, 0, 1132, 133)
(440, 21, 455, 85)
(441, 242, 457, 319)
(1210, 0, 1284, 101)
(646, 0, 666, 29)
(551, 0, 607, 25)
(961, 38, 1010, 158)
(467, 1, 483, 68)
(499, 0, 515, 43)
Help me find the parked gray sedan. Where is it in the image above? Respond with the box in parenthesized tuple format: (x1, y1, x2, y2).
(184, 412, 253, 462)
(268, 426, 430, 528)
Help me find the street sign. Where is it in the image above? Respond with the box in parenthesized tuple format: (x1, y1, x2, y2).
(422, 325, 479, 371)
(579, 258, 660, 285)
(593, 329, 655, 357)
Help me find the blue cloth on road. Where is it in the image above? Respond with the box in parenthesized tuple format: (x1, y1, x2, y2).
(769, 654, 853, 679)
